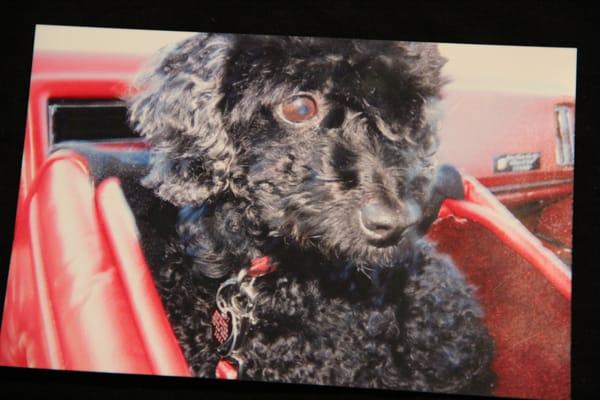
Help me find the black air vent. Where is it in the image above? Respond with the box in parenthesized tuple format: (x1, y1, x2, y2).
(49, 99, 140, 144)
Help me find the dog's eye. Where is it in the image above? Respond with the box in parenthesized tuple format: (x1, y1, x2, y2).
(281, 95, 318, 123)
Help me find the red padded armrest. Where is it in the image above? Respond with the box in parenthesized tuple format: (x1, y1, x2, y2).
(440, 175, 572, 300)
(95, 177, 190, 376)
(1, 152, 191, 376)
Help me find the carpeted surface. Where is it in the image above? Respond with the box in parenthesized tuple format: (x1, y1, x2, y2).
(428, 202, 571, 400)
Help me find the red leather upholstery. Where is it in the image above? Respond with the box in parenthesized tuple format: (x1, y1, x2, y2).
(95, 177, 190, 375)
(431, 176, 571, 399)
(0, 150, 571, 398)
(0, 151, 191, 376)
(441, 175, 571, 300)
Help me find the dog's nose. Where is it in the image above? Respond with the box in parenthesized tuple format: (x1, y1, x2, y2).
(359, 199, 404, 243)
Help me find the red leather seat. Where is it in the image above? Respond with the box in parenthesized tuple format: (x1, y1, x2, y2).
(0, 151, 191, 376)
(0, 148, 570, 398)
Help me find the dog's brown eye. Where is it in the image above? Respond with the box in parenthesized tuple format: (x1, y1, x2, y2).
(281, 95, 318, 123)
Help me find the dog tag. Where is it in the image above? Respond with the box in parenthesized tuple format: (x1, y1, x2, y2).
(211, 309, 232, 346)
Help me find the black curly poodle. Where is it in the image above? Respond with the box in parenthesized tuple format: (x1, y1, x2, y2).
(123, 33, 495, 395)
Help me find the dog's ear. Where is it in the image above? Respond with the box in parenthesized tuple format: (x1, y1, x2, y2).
(397, 42, 449, 157)
(399, 42, 449, 96)
(127, 33, 238, 206)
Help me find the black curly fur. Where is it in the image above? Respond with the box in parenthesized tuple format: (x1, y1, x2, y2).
(126, 33, 495, 395)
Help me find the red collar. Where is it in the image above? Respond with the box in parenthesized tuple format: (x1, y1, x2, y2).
(247, 256, 277, 277)
(213, 256, 276, 379)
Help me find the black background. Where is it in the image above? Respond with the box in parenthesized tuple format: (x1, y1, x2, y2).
(1, 1, 598, 399)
